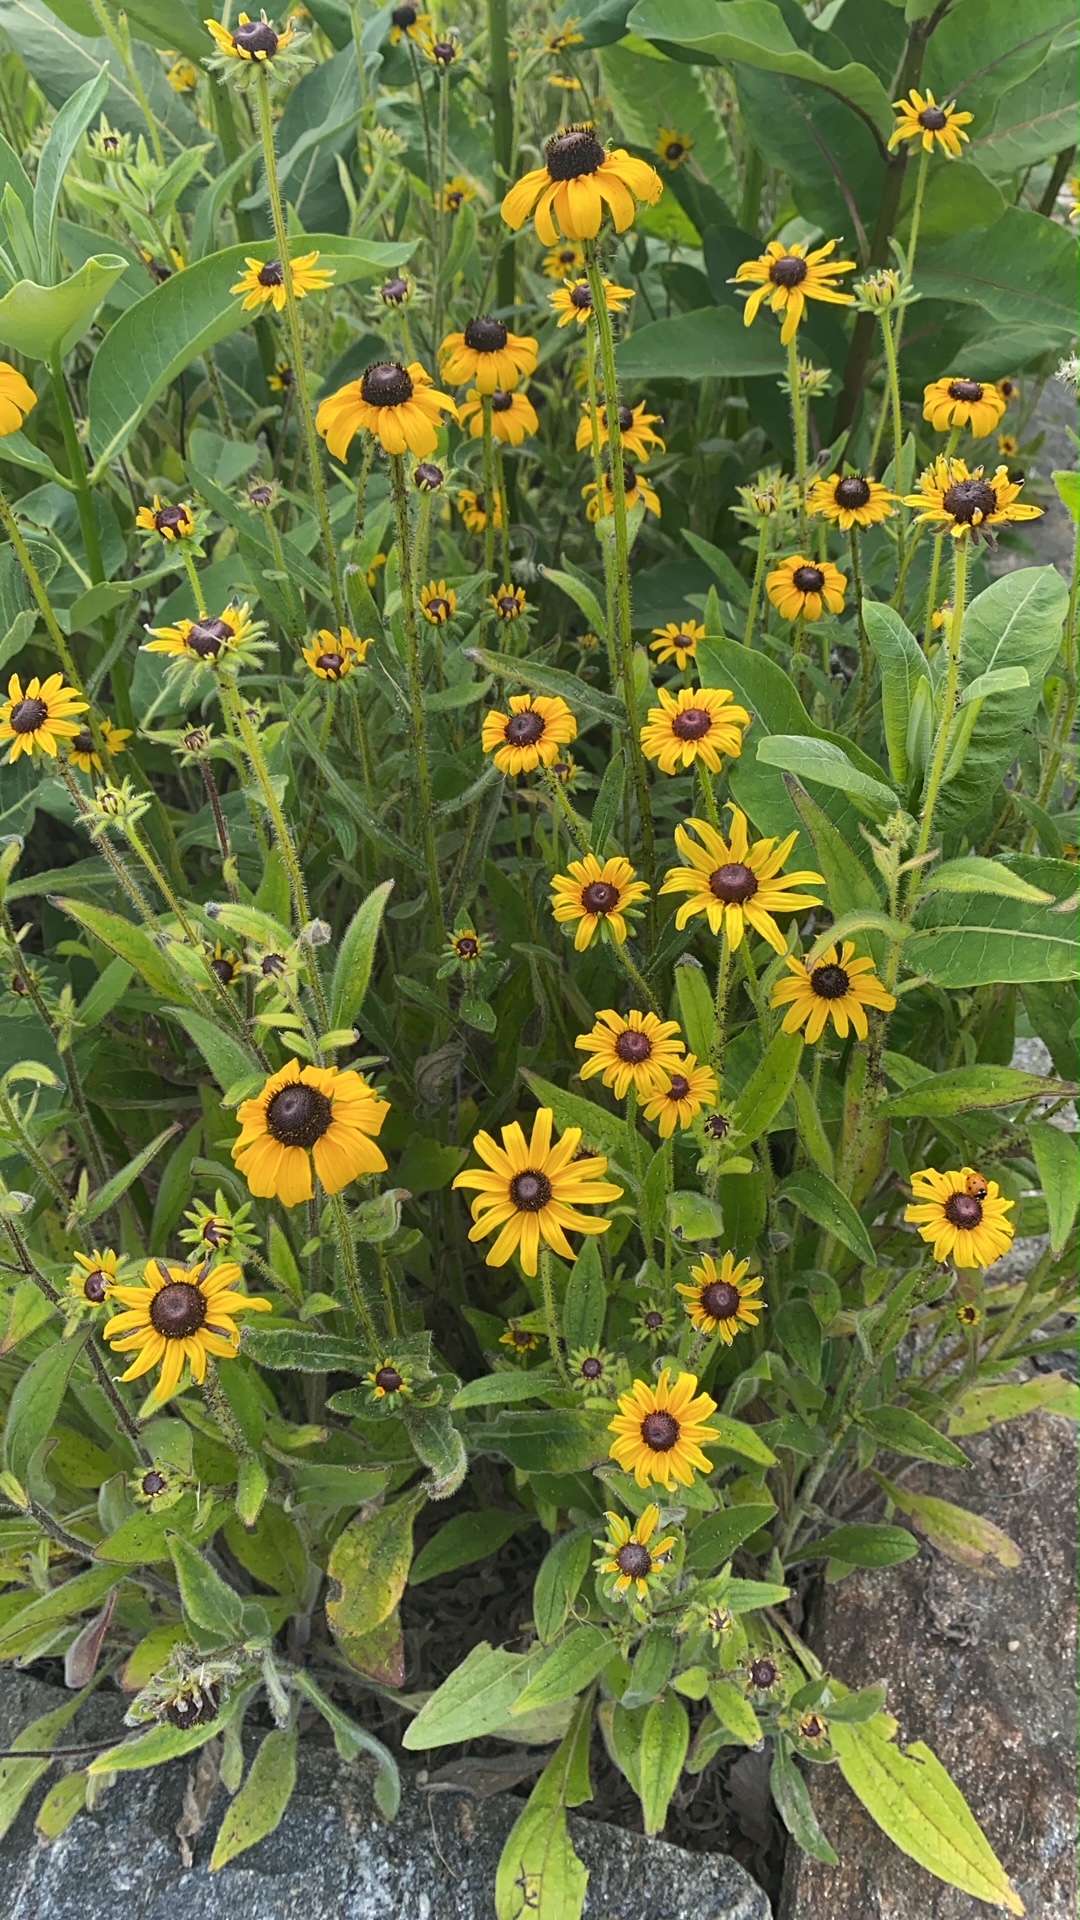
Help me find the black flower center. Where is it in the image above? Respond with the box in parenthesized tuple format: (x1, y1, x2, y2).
(10, 697, 47, 733)
(491, 389, 514, 412)
(249, 484, 274, 507)
(948, 379, 984, 402)
(615, 1029, 652, 1064)
(446, 190, 463, 208)
(72, 728, 94, 755)
(944, 1192, 983, 1228)
(149, 1280, 208, 1339)
(793, 564, 826, 594)
(616, 1541, 653, 1578)
(266, 1080, 333, 1148)
(704, 1113, 730, 1140)
(581, 1356, 604, 1380)
(545, 125, 605, 181)
(509, 1169, 553, 1212)
(464, 315, 509, 354)
(234, 18, 278, 55)
(665, 141, 684, 160)
(380, 276, 409, 304)
(810, 963, 850, 1000)
(943, 478, 996, 524)
(210, 957, 237, 985)
(202, 1220, 230, 1247)
(667, 1074, 691, 1101)
(375, 1365, 404, 1393)
(701, 1279, 741, 1321)
(166, 1687, 218, 1729)
(918, 105, 949, 130)
(510, 1328, 534, 1346)
(769, 254, 808, 288)
(432, 39, 455, 61)
(261, 953, 286, 976)
(317, 652, 346, 678)
(425, 596, 451, 619)
(455, 935, 480, 958)
(257, 259, 284, 286)
(360, 362, 414, 407)
(83, 1270, 109, 1303)
(155, 505, 189, 533)
(671, 705, 713, 742)
(570, 282, 592, 309)
(415, 462, 443, 490)
(497, 595, 521, 618)
(141, 1470, 168, 1495)
(643, 1311, 665, 1331)
(641, 1410, 679, 1451)
(709, 862, 758, 904)
(505, 709, 545, 746)
(186, 618, 233, 659)
(749, 1657, 778, 1690)
(835, 476, 871, 509)
(621, 465, 638, 491)
(581, 880, 620, 915)
(391, 3, 416, 24)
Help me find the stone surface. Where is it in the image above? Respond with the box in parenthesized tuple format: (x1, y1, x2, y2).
(778, 1410, 1079, 1920)
(0, 1675, 771, 1920)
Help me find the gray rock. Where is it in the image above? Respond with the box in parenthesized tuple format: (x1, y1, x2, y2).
(0, 1675, 771, 1920)
(778, 1409, 1079, 1920)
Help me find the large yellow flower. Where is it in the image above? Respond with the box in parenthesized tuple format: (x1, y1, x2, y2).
(452, 1106, 622, 1275)
(420, 580, 456, 624)
(501, 124, 662, 243)
(889, 89, 972, 158)
(676, 1252, 763, 1345)
(640, 685, 750, 777)
(766, 556, 847, 623)
(641, 1054, 717, 1138)
(734, 239, 855, 345)
(0, 672, 86, 762)
(575, 1008, 686, 1101)
(550, 277, 634, 327)
(905, 1167, 1015, 1270)
(230, 252, 333, 313)
(439, 317, 537, 394)
(459, 388, 538, 445)
(316, 361, 457, 460)
(0, 361, 37, 436)
(650, 621, 704, 673)
(903, 458, 1042, 541)
(144, 602, 257, 663)
(104, 1258, 272, 1402)
(609, 1369, 719, 1489)
(550, 853, 648, 951)
(583, 466, 660, 521)
(575, 400, 665, 462)
(481, 692, 576, 776)
(597, 1505, 676, 1599)
(806, 473, 895, 531)
(135, 496, 196, 542)
(660, 809, 824, 952)
(922, 377, 1005, 440)
(68, 715, 131, 774)
(207, 10, 294, 59)
(771, 940, 896, 1042)
(231, 1058, 390, 1208)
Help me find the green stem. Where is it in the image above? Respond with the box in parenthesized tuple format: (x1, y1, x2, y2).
(86, 0, 165, 166)
(612, 937, 661, 1016)
(540, 1247, 571, 1386)
(742, 521, 768, 649)
(710, 933, 733, 1084)
(921, 531, 945, 652)
(0, 482, 82, 687)
(786, 335, 808, 543)
(264, 509, 304, 637)
(432, 71, 450, 349)
(181, 547, 207, 619)
(914, 538, 969, 863)
(849, 525, 871, 740)
(389, 453, 445, 942)
(879, 308, 908, 606)
(887, 142, 929, 379)
(0, 1087, 70, 1208)
(329, 1191, 381, 1346)
(201, 1359, 253, 1459)
(486, 0, 515, 311)
(584, 332, 619, 690)
(49, 354, 104, 586)
(481, 395, 496, 619)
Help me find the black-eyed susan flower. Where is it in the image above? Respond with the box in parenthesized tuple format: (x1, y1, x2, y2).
(444, 927, 489, 967)
(206, 940, 241, 988)
(231, 1058, 390, 1208)
(609, 1368, 719, 1490)
(68, 1246, 125, 1307)
(135, 497, 195, 542)
(650, 620, 704, 673)
(583, 466, 660, 521)
(660, 809, 824, 952)
(576, 399, 665, 462)
(268, 362, 293, 392)
(500, 1320, 541, 1355)
(104, 1258, 272, 1401)
(301, 627, 371, 680)
(597, 1504, 676, 1599)
(420, 580, 457, 624)
(0, 672, 86, 762)
(367, 1358, 411, 1402)
(543, 240, 585, 279)
(996, 377, 1020, 408)
(458, 487, 503, 532)
(806, 472, 895, 531)
(231, 251, 332, 314)
(570, 1347, 613, 1395)
(419, 27, 458, 65)
(771, 940, 896, 1042)
(734, 239, 855, 345)
(0, 361, 36, 437)
(206, 10, 296, 61)
(441, 175, 475, 212)
(746, 1654, 784, 1695)
(440, 317, 538, 394)
(889, 89, 972, 158)
(459, 387, 538, 444)
(414, 462, 444, 491)
(656, 127, 693, 170)
(903, 457, 1041, 541)
(68, 716, 131, 774)
(956, 1301, 982, 1328)
(797, 1712, 830, 1747)
(501, 123, 662, 243)
(453, 1106, 622, 1276)
(366, 551, 388, 587)
(905, 1166, 1015, 1269)
(144, 602, 257, 663)
(632, 1302, 675, 1345)
(923, 377, 1005, 440)
(180, 1193, 257, 1255)
(640, 684, 750, 777)
(167, 56, 199, 90)
(482, 692, 576, 776)
(316, 361, 457, 460)
(550, 853, 648, 951)
(389, 3, 431, 42)
(378, 275, 411, 306)
(676, 1252, 764, 1345)
(998, 433, 1020, 460)
(490, 583, 527, 622)
(766, 556, 847, 623)
(576, 1008, 686, 1101)
(641, 1054, 718, 1138)
(541, 20, 583, 53)
(550, 276, 634, 327)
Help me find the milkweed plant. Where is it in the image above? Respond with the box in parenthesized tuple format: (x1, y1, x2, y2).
(0, 1, 1074, 1912)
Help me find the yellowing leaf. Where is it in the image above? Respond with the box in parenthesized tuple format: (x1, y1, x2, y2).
(325, 1485, 425, 1649)
(876, 1478, 1021, 1571)
(949, 1374, 1079, 1437)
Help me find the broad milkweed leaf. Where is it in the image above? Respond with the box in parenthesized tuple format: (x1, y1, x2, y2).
(1027, 1120, 1080, 1253)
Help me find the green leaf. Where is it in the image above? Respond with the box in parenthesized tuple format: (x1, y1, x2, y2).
(921, 857, 1054, 904)
(411, 1509, 530, 1585)
(599, 37, 739, 206)
(908, 855, 1078, 987)
(590, 755, 625, 857)
(731, 1028, 803, 1143)
(521, 1071, 631, 1164)
(966, 45, 1076, 174)
(639, 1690, 689, 1835)
(949, 1373, 1079, 1437)
(666, 1188, 726, 1241)
(1027, 1120, 1079, 1254)
(450, 1370, 558, 1410)
(830, 1715, 1024, 1912)
(402, 1642, 536, 1750)
(0, 253, 128, 358)
(774, 1299, 822, 1384)
(918, 206, 1077, 347)
(52, 896, 194, 1003)
(800, 1524, 919, 1568)
(782, 1169, 876, 1264)
(512, 1625, 615, 1716)
(725, 1576, 790, 1610)
(79, 1122, 182, 1228)
(3, 1333, 84, 1487)
(467, 648, 624, 727)
(857, 1406, 971, 1470)
(401, 1401, 468, 1499)
(209, 1726, 297, 1871)
(771, 1738, 839, 1864)
(756, 736, 898, 821)
(674, 960, 715, 1065)
(495, 1800, 588, 1920)
(481, 1408, 613, 1475)
(883, 1063, 1074, 1118)
(540, 563, 607, 638)
(241, 1325, 363, 1372)
(329, 880, 393, 1029)
(86, 235, 414, 468)
(163, 1007, 257, 1095)
(33, 66, 109, 275)
(0, 1684, 99, 1840)
(88, 1712, 236, 1776)
(706, 1680, 761, 1749)
(562, 1235, 606, 1354)
(326, 1486, 426, 1649)
(862, 603, 931, 789)
(292, 1671, 400, 1814)
(534, 1530, 593, 1645)
(705, 1416, 777, 1468)
(786, 779, 885, 929)
(804, 908, 909, 969)
(168, 1533, 245, 1642)
(684, 1502, 776, 1572)
(616, 305, 785, 382)
(877, 1478, 1022, 1571)
(77, 955, 134, 1029)
(0, 1565, 119, 1659)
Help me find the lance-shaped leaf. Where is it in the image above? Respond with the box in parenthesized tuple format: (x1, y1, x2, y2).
(0, 253, 128, 358)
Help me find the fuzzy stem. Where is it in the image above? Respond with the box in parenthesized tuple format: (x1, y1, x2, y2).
(389, 452, 445, 942)
(710, 933, 734, 1084)
(848, 525, 872, 739)
(481, 394, 497, 619)
(0, 481, 83, 688)
(540, 1247, 571, 1386)
(328, 1190, 380, 1347)
(914, 537, 969, 862)
(49, 353, 104, 585)
(181, 546, 207, 619)
(584, 333, 618, 690)
(786, 335, 808, 542)
(921, 530, 945, 651)
(743, 521, 768, 649)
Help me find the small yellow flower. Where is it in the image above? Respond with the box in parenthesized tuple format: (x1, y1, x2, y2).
(641, 1054, 718, 1138)
(923, 377, 1005, 440)
(482, 692, 576, 776)
(766, 556, 847, 623)
(388, 4, 432, 44)
(547, 72, 581, 90)
(499, 1320, 541, 1354)
(135, 496, 195, 542)
(676, 1252, 764, 1345)
(453, 1106, 622, 1276)
(889, 89, 972, 158)
(576, 399, 665, 462)
(68, 1246, 124, 1307)
(903, 457, 1041, 541)
(232, 1058, 390, 1208)
(144, 602, 256, 664)
(447, 928, 487, 965)
(734, 240, 855, 346)
(0, 672, 86, 762)
(996, 377, 1020, 408)
(541, 21, 583, 53)
(956, 1301, 982, 1328)
(550, 853, 648, 951)
(550, 276, 634, 327)
(998, 433, 1019, 460)
(542, 242, 585, 280)
(640, 685, 750, 777)
(609, 1368, 719, 1490)
(502, 123, 662, 243)
(575, 1008, 686, 1102)
(104, 1258, 272, 1401)
(367, 1358, 410, 1400)
(420, 580, 456, 624)
(68, 715, 131, 774)
(459, 388, 538, 445)
(458, 487, 503, 532)
(0, 361, 37, 437)
(440, 317, 537, 394)
(583, 467, 660, 521)
(366, 551, 387, 588)
(771, 940, 896, 1042)
(655, 127, 693, 170)
(805, 473, 895, 531)
(660, 808, 824, 952)
(301, 628, 371, 681)
(206, 11, 295, 62)
(650, 620, 704, 672)
(441, 175, 475, 212)
(207, 939, 241, 988)
(905, 1167, 1015, 1270)
(490, 583, 527, 622)
(317, 361, 457, 460)
(597, 1505, 676, 1599)
(268, 362, 293, 392)
(167, 57, 199, 90)
(230, 250, 333, 313)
